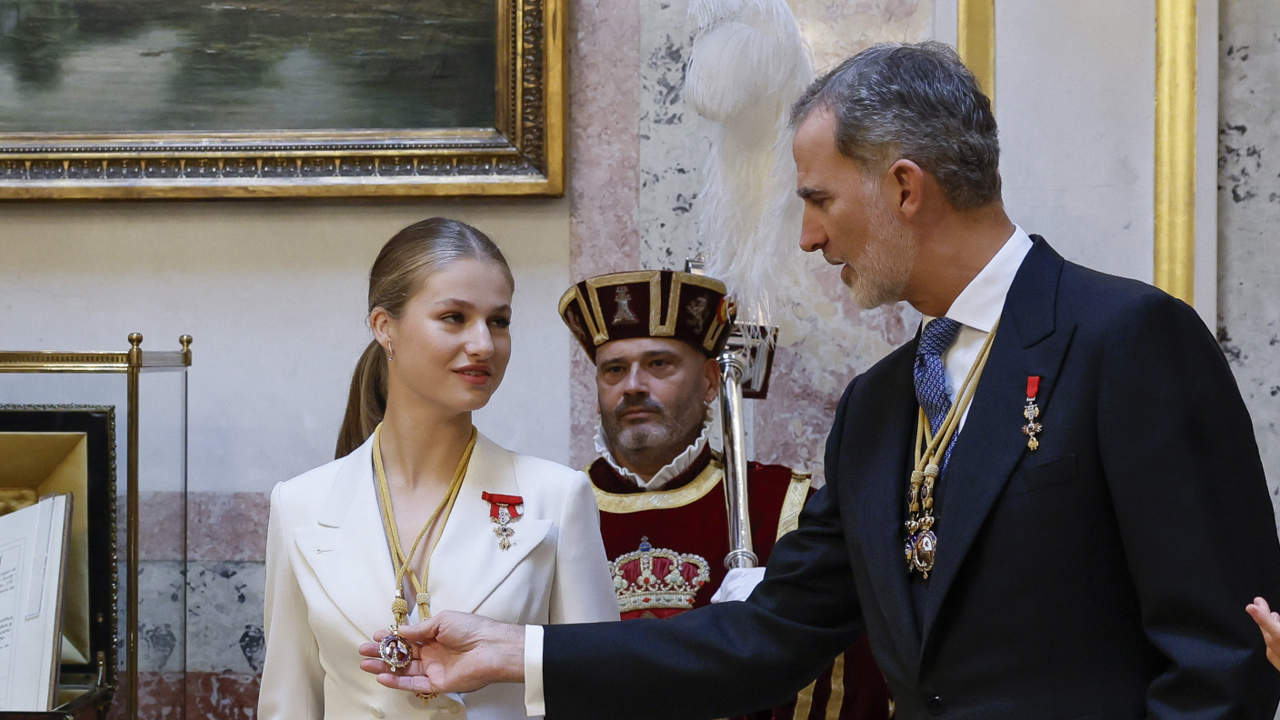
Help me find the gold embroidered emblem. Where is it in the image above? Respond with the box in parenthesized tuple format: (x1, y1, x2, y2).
(612, 286, 639, 324)
(685, 295, 710, 333)
(608, 537, 710, 613)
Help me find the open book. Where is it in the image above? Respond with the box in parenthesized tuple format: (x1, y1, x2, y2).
(0, 494, 70, 711)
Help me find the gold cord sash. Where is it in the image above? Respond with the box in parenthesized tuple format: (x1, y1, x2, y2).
(905, 319, 999, 578)
(373, 422, 476, 623)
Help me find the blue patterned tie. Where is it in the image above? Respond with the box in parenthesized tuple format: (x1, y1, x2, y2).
(914, 317, 962, 469)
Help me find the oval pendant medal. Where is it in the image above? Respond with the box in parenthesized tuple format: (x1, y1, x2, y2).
(911, 530, 937, 578)
(378, 629, 412, 671)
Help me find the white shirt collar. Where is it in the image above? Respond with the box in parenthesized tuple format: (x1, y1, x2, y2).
(593, 411, 713, 492)
(922, 225, 1034, 332)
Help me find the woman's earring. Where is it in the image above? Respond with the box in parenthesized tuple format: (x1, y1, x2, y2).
(386, 341, 395, 361)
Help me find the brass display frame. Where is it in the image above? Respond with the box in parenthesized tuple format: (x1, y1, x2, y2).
(0, 334, 192, 719)
(0, 0, 564, 200)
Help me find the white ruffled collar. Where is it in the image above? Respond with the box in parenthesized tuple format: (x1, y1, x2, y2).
(593, 412, 712, 491)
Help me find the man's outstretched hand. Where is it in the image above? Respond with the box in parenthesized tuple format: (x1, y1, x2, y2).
(357, 611, 527, 694)
(1246, 596, 1280, 672)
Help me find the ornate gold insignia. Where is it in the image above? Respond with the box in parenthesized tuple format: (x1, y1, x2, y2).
(608, 537, 711, 613)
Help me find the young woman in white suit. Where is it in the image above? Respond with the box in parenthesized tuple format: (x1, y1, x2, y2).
(257, 218, 619, 719)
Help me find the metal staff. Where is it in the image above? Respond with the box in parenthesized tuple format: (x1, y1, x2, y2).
(718, 346, 756, 569)
(717, 324, 779, 569)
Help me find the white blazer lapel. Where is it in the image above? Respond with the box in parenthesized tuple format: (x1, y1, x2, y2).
(429, 433, 552, 614)
(293, 437, 397, 637)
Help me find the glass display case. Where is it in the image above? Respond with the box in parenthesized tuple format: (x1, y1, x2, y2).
(0, 334, 191, 720)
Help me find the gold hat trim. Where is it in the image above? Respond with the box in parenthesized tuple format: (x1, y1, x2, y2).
(557, 284, 603, 345)
(583, 271, 661, 346)
(562, 271, 731, 354)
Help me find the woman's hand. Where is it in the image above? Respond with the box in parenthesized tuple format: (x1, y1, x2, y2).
(1246, 596, 1280, 672)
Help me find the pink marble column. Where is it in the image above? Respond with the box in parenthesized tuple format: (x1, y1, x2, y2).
(566, 0, 643, 467)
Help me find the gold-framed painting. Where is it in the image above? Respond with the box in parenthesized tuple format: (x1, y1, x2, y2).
(0, 0, 563, 200)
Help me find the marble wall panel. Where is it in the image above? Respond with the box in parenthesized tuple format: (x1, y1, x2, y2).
(135, 561, 187, 674)
(186, 562, 266, 675)
(111, 494, 267, 718)
(636, 1, 710, 271)
(1217, 0, 1280, 519)
(113, 559, 264, 718)
(566, 0, 642, 465)
(187, 492, 269, 563)
(124, 491, 267, 563)
(790, 0, 935, 72)
(106, 671, 259, 720)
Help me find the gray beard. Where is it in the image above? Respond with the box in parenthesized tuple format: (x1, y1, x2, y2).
(614, 422, 677, 453)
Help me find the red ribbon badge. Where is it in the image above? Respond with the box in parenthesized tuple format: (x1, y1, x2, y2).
(481, 492, 523, 520)
(1022, 375, 1043, 451)
(482, 492, 523, 550)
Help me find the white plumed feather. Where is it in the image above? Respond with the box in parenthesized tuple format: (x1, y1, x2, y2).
(684, 0, 814, 333)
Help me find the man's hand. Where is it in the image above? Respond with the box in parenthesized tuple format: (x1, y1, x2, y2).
(1246, 596, 1280, 672)
(357, 611, 526, 694)
(710, 567, 766, 603)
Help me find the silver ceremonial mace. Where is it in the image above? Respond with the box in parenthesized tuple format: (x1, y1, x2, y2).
(686, 258, 779, 570)
(716, 323, 779, 569)
(718, 346, 757, 569)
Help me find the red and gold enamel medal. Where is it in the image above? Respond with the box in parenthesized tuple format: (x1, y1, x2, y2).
(481, 492, 523, 550)
(1021, 375, 1043, 451)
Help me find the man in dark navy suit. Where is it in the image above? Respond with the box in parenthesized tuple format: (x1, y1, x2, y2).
(360, 41, 1280, 718)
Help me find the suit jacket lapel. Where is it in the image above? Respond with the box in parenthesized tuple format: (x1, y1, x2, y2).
(294, 437, 398, 637)
(429, 433, 552, 614)
(848, 344, 924, 668)
(917, 238, 1075, 656)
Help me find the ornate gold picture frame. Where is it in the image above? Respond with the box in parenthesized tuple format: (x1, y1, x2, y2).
(0, 0, 563, 200)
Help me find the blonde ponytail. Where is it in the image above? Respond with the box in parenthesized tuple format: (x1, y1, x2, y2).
(334, 340, 388, 458)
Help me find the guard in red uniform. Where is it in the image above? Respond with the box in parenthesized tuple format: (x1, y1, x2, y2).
(559, 269, 890, 720)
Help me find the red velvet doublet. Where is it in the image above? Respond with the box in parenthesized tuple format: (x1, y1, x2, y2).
(589, 447, 891, 720)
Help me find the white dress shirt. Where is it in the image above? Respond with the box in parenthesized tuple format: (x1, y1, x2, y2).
(919, 226, 1033, 431)
(522, 225, 1035, 716)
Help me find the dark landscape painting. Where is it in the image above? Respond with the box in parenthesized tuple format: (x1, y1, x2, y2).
(0, 0, 497, 133)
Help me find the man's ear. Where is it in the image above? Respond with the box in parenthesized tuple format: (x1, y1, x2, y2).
(886, 158, 926, 219)
(702, 357, 721, 404)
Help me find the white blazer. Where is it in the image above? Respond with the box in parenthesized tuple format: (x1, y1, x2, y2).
(258, 432, 619, 719)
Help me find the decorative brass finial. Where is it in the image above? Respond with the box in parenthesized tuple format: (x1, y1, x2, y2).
(128, 333, 143, 348)
(179, 335, 192, 351)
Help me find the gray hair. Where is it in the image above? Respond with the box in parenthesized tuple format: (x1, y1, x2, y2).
(789, 41, 1001, 209)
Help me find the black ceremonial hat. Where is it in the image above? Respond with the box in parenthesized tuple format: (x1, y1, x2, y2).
(558, 270, 736, 363)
